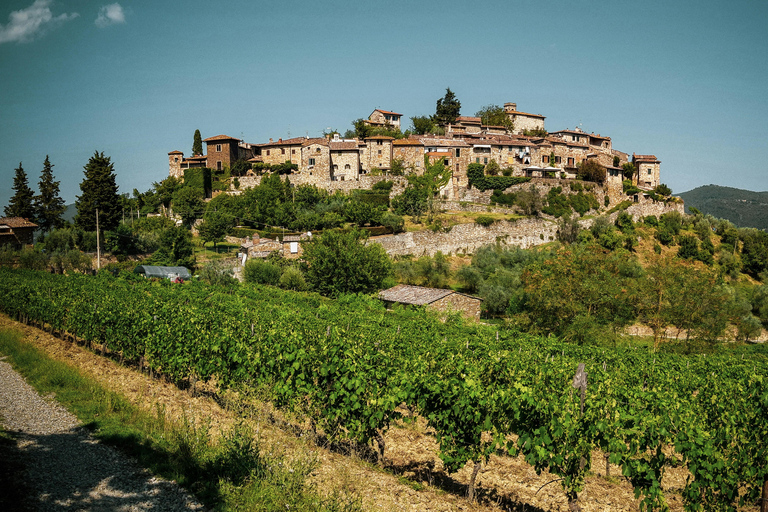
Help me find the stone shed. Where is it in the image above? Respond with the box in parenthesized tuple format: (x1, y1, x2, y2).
(378, 284, 482, 321)
(0, 217, 37, 248)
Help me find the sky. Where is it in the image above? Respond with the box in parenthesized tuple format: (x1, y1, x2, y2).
(1, 0, 767, 211)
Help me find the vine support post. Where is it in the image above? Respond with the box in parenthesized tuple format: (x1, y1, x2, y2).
(468, 460, 482, 502)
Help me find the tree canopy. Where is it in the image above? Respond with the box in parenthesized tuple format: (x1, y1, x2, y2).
(74, 152, 121, 232)
(475, 104, 514, 132)
(302, 229, 391, 297)
(193, 129, 203, 156)
(4, 162, 35, 220)
(433, 88, 461, 126)
(34, 155, 66, 232)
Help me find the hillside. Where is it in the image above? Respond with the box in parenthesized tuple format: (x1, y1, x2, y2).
(677, 185, 768, 230)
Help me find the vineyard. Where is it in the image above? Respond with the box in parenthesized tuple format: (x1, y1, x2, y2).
(1, 267, 767, 511)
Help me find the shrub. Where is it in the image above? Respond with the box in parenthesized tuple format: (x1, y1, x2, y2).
(243, 259, 281, 286)
(380, 212, 405, 233)
(279, 266, 308, 291)
(475, 215, 496, 227)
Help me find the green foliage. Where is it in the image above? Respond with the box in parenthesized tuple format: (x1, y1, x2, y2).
(621, 162, 636, 180)
(615, 212, 635, 233)
(660, 211, 683, 235)
(379, 211, 404, 233)
(183, 168, 212, 195)
(279, 266, 308, 291)
(192, 129, 203, 156)
(198, 211, 233, 249)
(172, 187, 204, 228)
(521, 127, 548, 137)
(104, 223, 141, 257)
(475, 215, 496, 227)
(475, 104, 514, 131)
(466, 163, 531, 191)
(557, 215, 581, 244)
(151, 226, 195, 269)
(243, 259, 281, 286)
(410, 116, 435, 135)
(302, 229, 391, 297)
(515, 184, 543, 215)
(198, 260, 238, 287)
(34, 156, 66, 232)
(623, 179, 641, 195)
(654, 183, 672, 196)
(490, 189, 516, 206)
(433, 88, 461, 126)
(4, 162, 35, 221)
(230, 159, 251, 177)
(75, 152, 122, 232)
(576, 160, 606, 184)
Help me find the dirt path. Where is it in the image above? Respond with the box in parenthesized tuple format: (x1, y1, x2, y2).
(0, 356, 203, 511)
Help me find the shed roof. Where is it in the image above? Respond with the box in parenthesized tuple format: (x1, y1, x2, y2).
(133, 265, 191, 280)
(0, 217, 38, 229)
(378, 284, 456, 306)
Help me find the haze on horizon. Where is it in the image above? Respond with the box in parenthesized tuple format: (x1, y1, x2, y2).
(1, 0, 766, 209)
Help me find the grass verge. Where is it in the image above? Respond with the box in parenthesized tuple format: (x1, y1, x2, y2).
(0, 327, 360, 512)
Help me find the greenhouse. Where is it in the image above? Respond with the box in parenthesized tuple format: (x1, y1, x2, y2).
(133, 265, 191, 281)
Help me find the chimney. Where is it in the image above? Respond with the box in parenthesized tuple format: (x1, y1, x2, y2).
(252, 232, 260, 244)
(278, 138, 282, 143)
(269, 138, 273, 143)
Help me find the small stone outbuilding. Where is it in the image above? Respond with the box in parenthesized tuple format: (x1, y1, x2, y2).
(378, 284, 483, 321)
(0, 217, 37, 248)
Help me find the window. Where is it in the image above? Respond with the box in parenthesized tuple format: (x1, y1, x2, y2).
(309, 158, 316, 166)
(377, 140, 382, 145)
(378, 150, 382, 155)
(290, 242, 298, 254)
(316, 147, 321, 153)
(217, 161, 222, 171)
(484, 157, 488, 164)
(281, 148, 285, 155)
(648, 169, 652, 174)
(567, 157, 574, 166)
(333, 165, 338, 171)
(476, 157, 480, 163)
(174, 157, 179, 162)
(267, 150, 270, 156)
(542, 156, 548, 163)
(455, 148, 461, 157)
(344, 164, 350, 170)
(292, 149, 295, 154)
(555, 156, 561, 164)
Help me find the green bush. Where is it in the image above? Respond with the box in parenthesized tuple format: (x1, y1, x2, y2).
(243, 259, 281, 286)
(279, 266, 308, 291)
(466, 163, 531, 191)
(475, 215, 496, 227)
(380, 212, 405, 233)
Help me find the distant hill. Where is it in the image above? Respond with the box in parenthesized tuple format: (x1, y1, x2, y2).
(63, 204, 76, 224)
(677, 185, 768, 231)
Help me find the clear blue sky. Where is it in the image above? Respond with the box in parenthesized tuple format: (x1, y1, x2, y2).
(1, 0, 767, 210)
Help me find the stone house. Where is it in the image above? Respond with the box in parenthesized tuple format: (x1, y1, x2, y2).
(503, 103, 546, 134)
(282, 233, 311, 259)
(378, 284, 483, 321)
(259, 137, 305, 166)
(632, 154, 661, 190)
(365, 109, 402, 130)
(300, 139, 331, 183)
(168, 135, 257, 178)
(360, 135, 394, 173)
(0, 217, 37, 248)
(240, 233, 281, 259)
(329, 137, 362, 181)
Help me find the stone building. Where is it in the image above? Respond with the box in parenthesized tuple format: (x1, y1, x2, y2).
(329, 138, 362, 181)
(504, 102, 546, 134)
(0, 217, 37, 248)
(632, 154, 661, 189)
(259, 137, 305, 166)
(168, 134, 256, 178)
(378, 284, 483, 321)
(360, 135, 394, 173)
(365, 109, 402, 130)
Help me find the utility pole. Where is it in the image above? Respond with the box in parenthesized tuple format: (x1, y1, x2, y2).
(96, 208, 101, 271)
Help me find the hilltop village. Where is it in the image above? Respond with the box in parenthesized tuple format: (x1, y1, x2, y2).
(168, 101, 662, 202)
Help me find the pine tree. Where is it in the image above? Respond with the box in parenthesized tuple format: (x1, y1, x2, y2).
(34, 156, 66, 232)
(4, 162, 36, 220)
(74, 151, 121, 232)
(193, 129, 203, 156)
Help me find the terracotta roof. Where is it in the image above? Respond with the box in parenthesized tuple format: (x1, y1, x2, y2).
(203, 134, 241, 142)
(378, 284, 455, 306)
(456, 116, 482, 124)
(283, 234, 309, 242)
(302, 138, 328, 147)
(426, 151, 451, 157)
(168, 150, 183, 155)
(365, 135, 395, 140)
(633, 153, 660, 163)
(419, 137, 470, 147)
(373, 109, 402, 116)
(261, 137, 309, 147)
(329, 141, 359, 150)
(393, 139, 424, 146)
(187, 155, 207, 160)
(508, 110, 546, 119)
(0, 217, 37, 228)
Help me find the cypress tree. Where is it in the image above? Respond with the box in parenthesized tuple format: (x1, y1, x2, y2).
(74, 151, 121, 232)
(193, 129, 203, 156)
(34, 155, 66, 232)
(4, 162, 36, 220)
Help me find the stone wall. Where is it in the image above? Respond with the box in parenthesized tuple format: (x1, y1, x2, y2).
(205, 140, 237, 170)
(430, 293, 483, 321)
(369, 217, 559, 257)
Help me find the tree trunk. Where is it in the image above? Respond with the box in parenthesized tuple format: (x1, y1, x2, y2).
(761, 478, 768, 512)
(375, 432, 386, 466)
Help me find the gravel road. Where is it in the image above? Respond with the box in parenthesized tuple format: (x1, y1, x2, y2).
(0, 356, 204, 511)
